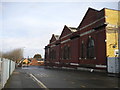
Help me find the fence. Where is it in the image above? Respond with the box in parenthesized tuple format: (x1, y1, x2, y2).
(0, 58, 15, 89)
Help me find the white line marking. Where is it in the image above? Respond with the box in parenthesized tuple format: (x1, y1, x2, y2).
(29, 74, 49, 89)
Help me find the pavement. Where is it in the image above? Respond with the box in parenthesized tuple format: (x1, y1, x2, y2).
(2, 67, 42, 89)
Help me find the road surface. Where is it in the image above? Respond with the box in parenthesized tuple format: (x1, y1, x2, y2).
(19, 66, 119, 88)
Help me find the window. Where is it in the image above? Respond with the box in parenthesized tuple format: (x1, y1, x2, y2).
(60, 47, 63, 59)
(87, 37, 95, 59)
(81, 41, 86, 59)
(53, 50, 56, 59)
(67, 46, 71, 59)
(49, 49, 52, 59)
(63, 46, 67, 59)
(49, 49, 56, 60)
(63, 45, 71, 60)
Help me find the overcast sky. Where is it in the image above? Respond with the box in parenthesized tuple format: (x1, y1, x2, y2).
(0, 0, 119, 58)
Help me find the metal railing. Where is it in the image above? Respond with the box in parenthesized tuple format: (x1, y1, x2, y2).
(0, 58, 15, 89)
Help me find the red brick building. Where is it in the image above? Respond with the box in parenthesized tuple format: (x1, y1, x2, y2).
(45, 8, 119, 70)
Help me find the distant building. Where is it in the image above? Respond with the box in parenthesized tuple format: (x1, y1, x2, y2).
(45, 8, 120, 72)
(28, 54, 44, 66)
(29, 58, 44, 66)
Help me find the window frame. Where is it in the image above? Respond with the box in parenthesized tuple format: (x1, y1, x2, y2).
(87, 37, 95, 59)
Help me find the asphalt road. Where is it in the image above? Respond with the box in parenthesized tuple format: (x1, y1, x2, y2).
(18, 66, 119, 88)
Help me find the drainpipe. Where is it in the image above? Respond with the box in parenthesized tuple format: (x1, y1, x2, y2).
(118, 26, 120, 76)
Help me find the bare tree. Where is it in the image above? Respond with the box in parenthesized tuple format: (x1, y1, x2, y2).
(33, 54, 42, 59)
(0, 51, 2, 58)
(2, 48, 23, 62)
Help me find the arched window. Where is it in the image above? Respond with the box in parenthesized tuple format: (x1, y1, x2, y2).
(53, 50, 56, 59)
(49, 49, 52, 59)
(63, 45, 71, 60)
(81, 41, 86, 59)
(87, 37, 95, 59)
(49, 49, 56, 60)
(67, 46, 71, 59)
(51, 50, 54, 60)
(63, 46, 67, 59)
(61, 47, 63, 59)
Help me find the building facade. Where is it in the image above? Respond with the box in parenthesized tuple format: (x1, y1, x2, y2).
(45, 8, 120, 71)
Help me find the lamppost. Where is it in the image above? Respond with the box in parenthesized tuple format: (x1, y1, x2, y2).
(21, 47, 25, 59)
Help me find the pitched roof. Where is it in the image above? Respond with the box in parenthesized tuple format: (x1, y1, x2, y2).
(77, 7, 99, 29)
(68, 27, 77, 32)
(54, 35, 59, 40)
(59, 25, 77, 39)
(50, 34, 59, 43)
